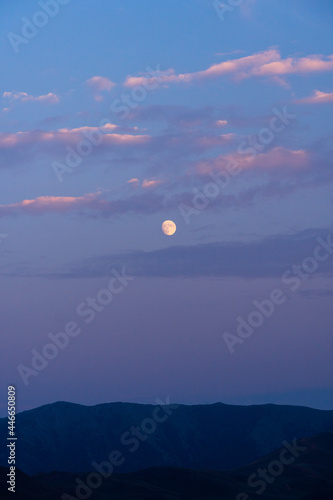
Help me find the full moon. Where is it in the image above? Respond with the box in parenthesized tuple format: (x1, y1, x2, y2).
(162, 220, 176, 236)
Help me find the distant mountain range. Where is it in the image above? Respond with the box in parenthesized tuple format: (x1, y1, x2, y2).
(1, 401, 333, 476)
(1, 432, 333, 499)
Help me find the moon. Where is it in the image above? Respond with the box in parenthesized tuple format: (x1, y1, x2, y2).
(162, 220, 176, 236)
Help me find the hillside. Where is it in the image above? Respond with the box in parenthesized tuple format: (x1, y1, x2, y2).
(1, 401, 333, 475)
(0, 433, 332, 500)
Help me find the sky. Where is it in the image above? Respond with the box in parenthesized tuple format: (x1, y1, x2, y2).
(0, 0, 333, 416)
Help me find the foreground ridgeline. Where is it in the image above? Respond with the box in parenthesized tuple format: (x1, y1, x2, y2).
(0, 432, 332, 499)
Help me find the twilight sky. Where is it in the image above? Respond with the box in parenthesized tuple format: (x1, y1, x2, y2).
(1, 0, 333, 416)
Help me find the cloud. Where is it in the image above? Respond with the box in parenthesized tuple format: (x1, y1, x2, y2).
(0, 125, 150, 151)
(0, 189, 176, 219)
(123, 67, 174, 88)
(86, 76, 116, 100)
(1, 138, 331, 219)
(255, 56, 333, 77)
(0, 144, 331, 226)
(86, 76, 115, 91)
(216, 120, 228, 127)
(0, 192, 104, 216)
(7, 228, 333, 280)
(195, 147, 311, 175)
(0, 152, 323, 220)
(268, 76, 290, 88)
(127, 178, 163, 189)
(1, 112, 331, 211)
(3, 91, 59, 105)
(123, 49, 333, 87)
(142, 178, 163, 189)
(125, 103, 283, 132)
(61, 123, 118, 133)
(220, 133, 236, 141)
(294, 90, 333, 105)
(127, 105, 226, 134)
(57, 125, 149, 145)
(0, 120, 240, 173)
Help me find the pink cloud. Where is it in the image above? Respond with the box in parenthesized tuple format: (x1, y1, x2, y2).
(86, 76, 115, 100)
(196, 147, 310, 175)
(124, 68, 175, 88)
(216, 120, 228, 127)
(0, 192, 104, 216)
(58, 124, 118, 134)
(0, 146, 329, 219)
(86, 76, 115, 92)
(220, 133, 236, 141)
(142, 178, 163, 189)
(124, 50, 333, 87)
(0, 130, 57, 149)
(243, 147, 309, 171)
(3, 91, 59, 104)
(268, 76, 290, 88)
(127, 178, 163, 189)
(294, 90, 333, 104)
(253, 55, 333, 76)
(0, 190, 174, 218)
(0, 126, 150, 150)
(124, 68, 178, 88)
(104, 134, 150, 144)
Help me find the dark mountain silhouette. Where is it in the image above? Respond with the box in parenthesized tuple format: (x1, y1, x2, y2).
(0, 433, 332, 499)
(1, 401, 333, 476)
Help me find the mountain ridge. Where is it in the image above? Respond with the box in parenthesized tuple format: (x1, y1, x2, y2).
(1, 432, 333, 500)
(1, 400, 333, 476)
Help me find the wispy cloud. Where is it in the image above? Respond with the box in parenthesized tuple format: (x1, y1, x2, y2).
(0, 190, 172, 218)
(86, 76, 116, 100)
(0, 192, 103, 216)
(124, 49, 333, 87)
(0, 126, 150, 151)
(127, 178, 139, 184)
(3, 91, 59, 105)
(216, 120, 228, 127)
(142, 178, 164, 189)
(294, 90, 333, 104)
(0, 137, 332, 219)
(4, 229, 332, 280)
(127, 177, 164, 189)
(195, 147, 311, 175)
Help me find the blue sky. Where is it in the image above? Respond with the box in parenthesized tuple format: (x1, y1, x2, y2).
(0, 0, 333, 415)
